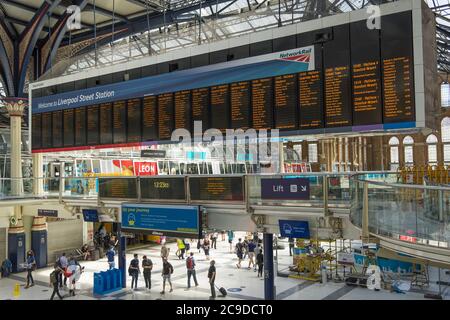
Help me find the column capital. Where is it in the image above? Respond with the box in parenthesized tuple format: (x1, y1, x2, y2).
(4, 98, 27, 117)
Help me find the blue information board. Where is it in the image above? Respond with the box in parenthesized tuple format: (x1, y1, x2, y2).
(82, 209, 99, 222)
(121, 204, 201, 238)
(278, 220, 310, 238)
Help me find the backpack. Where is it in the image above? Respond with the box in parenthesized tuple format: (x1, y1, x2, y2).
(169, 263, 174, 274)
(186, 257, 194, 270)
(50, 271, 57, 284)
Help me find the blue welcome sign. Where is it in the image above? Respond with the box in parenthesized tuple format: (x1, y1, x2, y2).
(261, 178, 310, 200)
(278, 220, 310, 238)
(82, 209, 99, 222)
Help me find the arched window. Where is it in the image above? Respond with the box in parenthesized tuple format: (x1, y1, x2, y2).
(442, 117, 450, 164)
(389, 137, 400, 170)
(426, 134, 438, 165)
(403, 136, 414, 165)
(442, 82, 450, 108)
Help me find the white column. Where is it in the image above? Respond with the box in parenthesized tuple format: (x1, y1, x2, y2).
(32, 153, 44, 195)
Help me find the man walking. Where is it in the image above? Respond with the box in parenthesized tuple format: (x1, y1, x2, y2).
(160, 244, 170, 262)
(142, 255, 153, 290)
(106, 246, 115, 270)
(208, 260, 216, 299)
(25, 250, 36, 289)
(161, 258, 174, 294)
(58, 253, 68, 288)
(129, 254, 140, 290)
(227, 230, 234, 253)
(211, 232, 218, 249)
(235, 238, 244, 268)
(247, 240, 256, 270)
(186, 252, 199, 289)
(49, 265, 63, 300)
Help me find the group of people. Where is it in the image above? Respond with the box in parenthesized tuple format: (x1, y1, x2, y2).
(49, 253, 84, 300)
(234, 236, 264, 278)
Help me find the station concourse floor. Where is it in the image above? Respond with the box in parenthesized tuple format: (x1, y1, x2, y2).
(0, 232, 431, 300)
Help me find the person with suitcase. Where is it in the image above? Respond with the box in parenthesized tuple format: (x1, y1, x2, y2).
(208, 260, 216, 299)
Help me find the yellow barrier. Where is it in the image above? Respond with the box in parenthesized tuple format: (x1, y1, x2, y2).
(13, 283, 20, 298)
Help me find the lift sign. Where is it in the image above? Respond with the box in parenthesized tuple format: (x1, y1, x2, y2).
(261, 178, 310, 200)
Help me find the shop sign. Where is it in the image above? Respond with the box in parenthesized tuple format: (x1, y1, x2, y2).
(38, 209, 58, 217)
(141, 150, 166, 158)
(133, 161, 158, 176)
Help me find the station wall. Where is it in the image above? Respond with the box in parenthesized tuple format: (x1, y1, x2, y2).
(47, 219, 83, 263)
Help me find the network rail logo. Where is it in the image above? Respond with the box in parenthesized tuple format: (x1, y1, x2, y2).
(278, 48, 311, 63)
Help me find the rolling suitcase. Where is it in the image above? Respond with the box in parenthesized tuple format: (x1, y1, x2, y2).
(215, 284, 227, 296)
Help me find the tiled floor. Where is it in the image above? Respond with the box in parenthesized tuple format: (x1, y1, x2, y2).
(0, 232, 434, 300)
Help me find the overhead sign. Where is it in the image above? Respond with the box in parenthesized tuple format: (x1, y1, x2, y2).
(133, 161, 158, 176)
(337, 253, 355, 265)
(278, 220, 310, 238)
(141, 149, 166, 158)
(121, 204, 201, 238)
(261, 178, 310, 200)
(38, 209, 58, 217)
(82, 209, 99, 222)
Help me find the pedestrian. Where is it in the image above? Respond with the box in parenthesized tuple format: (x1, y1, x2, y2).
(160, 258, 173, 294)
(129, 253, 140, 290)
(221, 230, 226, 241)
(160, 244, 170, 262)
(186, 252, 199, 289)
(203, 237, 211, 260)
(211, 232, 218, 249)
(208, 260, 216, 299)
(256, 250, 264, 277)
(106, 246, 115, 270)
(254, 244, 262, 271)
(67, 263, 84, 296)
(49, 265, 64, 300)
(289, 238, 295, 256)
(243, 239, 249, 260)
(68, 255, 80, 267)
(235, 238, 244, 268)
(142, 255, 153, 291)
(227, 230, 234, 252)
(184, 239, 191, 254)
(176, 239, 186, 259)
(247, 240, 256, 270)
(25, 250, 36, 289)
(57, 252, 68, 288)
(197, 238, 203, 253)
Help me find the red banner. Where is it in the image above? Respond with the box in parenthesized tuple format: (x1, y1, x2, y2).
(133, 161, 158, 176)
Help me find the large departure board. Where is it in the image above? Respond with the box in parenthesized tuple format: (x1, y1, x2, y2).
(75, 107, 86, 146)
(98, 178, 138, 199)
(252, 78, 273, 130)
(100, 103, 113, 145)
(87, 105, 100, 145)
(189, 177, 244, 201)
(274, 74, 297, 130)
(63, 109, 74, 147)
(32, 114, 42, 149)
(230, 82, 251, 130)
(127, 98, 142, 142)
(52, 110, 63, 148)
(142, 96, 157, 141)
(158, 93, 174, 140)
(210, 84, 230, 132)
(192, 88, 209, 130)
(42, 113, 52, 148)
(174, 90, 191, 131)
(299, 71, 323, 128)
(140, 177, 186, 201)
(113, 101, 126, 144)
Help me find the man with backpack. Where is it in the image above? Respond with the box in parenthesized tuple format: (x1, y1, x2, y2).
(161, 258, 173, 294)
(186, 252, 199, 289)
(142, 255, 153, 290)
(129, 253, 140, 290)
(49, 265, 64, 300)
(57, 253, 68, 288)
(235, 238, 244, 268)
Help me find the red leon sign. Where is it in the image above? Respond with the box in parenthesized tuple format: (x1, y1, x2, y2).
(133, 161, 158, 176)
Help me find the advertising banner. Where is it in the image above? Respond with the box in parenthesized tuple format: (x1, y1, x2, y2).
(133, 161, 158, 176)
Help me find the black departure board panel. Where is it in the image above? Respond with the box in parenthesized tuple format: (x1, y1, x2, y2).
(98, 178, 138, 199)
(87, 105, 100, 145)
(274, 74, 297, 130)
(189, 177, 244, 201)
(210, 84, 230, 132)
(299, 71, 323, 128)
(113, 101, 127, 144)
(230, 82, 251, 130)
(158, 93, 174, 139)
(140, 177, 186, 201)
(100, 103, 113, 145)
(127, 98, 142, 142)
(42, 112, 52, 148)
(63, 109, 74, 147)
(75, 107, 86, 146)
(52, 110, 63, 148)
(174, 90, 191, 131)
(252, 78, 273, 130)
(142, 96, 157, 141)
(32, 114, 42, 149)
(192, 88, 209, 130)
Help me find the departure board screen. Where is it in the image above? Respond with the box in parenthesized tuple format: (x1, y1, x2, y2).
(87, 105, 100, 145)
(158, 93, 174, 140)
(127, 98, 142, 142)
(98, 178, 138, 199)
(210, 84, 230, 132)
(252, 78, 273, 130)
(32, 114, 42, 149)
(42, 113, 52, 148)
(230, 81, 251, 130)
(142, 96, 157, 141)
(113, 101, 126, 144)
(140, 177, 186, 201)
(99, 103, 113, 144)
(274, 74, 297, 130)
(174, 90, 191, 131)
(189, 177, 244, 201)
(52, 110, 63, 147)
(63, 109, 74, 147)
(192, 88, 209, 130)
(299, 71, 323, 128)
(75, 107, 86, 146)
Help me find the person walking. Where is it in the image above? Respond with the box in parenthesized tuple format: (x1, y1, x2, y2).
(197, 238, 204, 253)
(221, 230, 226, 241)
(49, 265, 64, 300)
(289, 238, 295, 256)
(235, 238, 244, 268)
(243, 239, 249, 260)
(106, 246, 115, 270)
(254, 244, 262, 271)
(186, 252, 199, 289)
(211, 232, 218, 250)
(208, 260, 216, 299)
(25, 250, 36, 289)
(176, 239, 186, 260)
(142, 255, 153, 291)
(203, 237, 211, 261)
(57, 252, 68, 288)
(160, 244, 170, 262)
(160, 258, 173, 294)
(247, 240, 256, 270)
(129, 254, 140, 290)
(184, 239, 191, 254)
(227, 230, 234, 252)
(256, 250, 264, 278)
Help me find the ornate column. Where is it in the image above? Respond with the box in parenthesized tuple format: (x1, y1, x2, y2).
(31, 216, 48, 268)
(8, 206, 26, 273)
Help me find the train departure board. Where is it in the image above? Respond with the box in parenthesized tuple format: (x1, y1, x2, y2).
(189, 177, 244, 201)
(210, 84, 230, 132)
(52, 110, 63, 147)
(142, 96, 157, 141)
(100, 103, 113, 144)
(87, 105, 100, 145)
(230, 82, 251, 130)
(174, 90, 191, 131)
(75, 107, 86, 146)
(127, 98, 142, 142)
(299, 71, 323, 128)
(113, 101, 126, 144)
(324, 66, 352, 127)
(98, 178, 138, 199)
(32, 114, 42, 149)
(158, 93, 175, 139)
(252, 78, 273, 130)
(192, 88, 209, 130)
(274, 74, 297, 130)
(42, 113, 52, 148)
(140, 177, 186, 201)
(63, 109, 74, 147)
